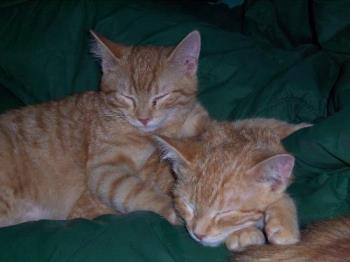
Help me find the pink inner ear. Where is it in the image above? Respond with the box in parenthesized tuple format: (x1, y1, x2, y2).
(169, 31, 201, 76)
(272, 156, 294, 190)
(278, 157, 295, 177)
(184, 57, 197, 75)
(252, 154, 295, 191)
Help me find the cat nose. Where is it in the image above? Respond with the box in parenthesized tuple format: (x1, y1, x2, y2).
(138, 118, 150, 126)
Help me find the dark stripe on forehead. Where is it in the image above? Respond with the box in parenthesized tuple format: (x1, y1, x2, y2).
(172, 89, 197, 97)
(216, 175, 230, 209)
(127, 46, 139, 95)
(146, 49, 163, 94)
(130, 48, 163, 95)
(150, 61, 160, 95)
(128, 69, 138, 95)
(131, 84, 137, 95)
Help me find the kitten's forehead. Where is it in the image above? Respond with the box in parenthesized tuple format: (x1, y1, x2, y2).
(195, 144, 248, 176)
(188, 142, 275, 208)
(185, 146, 241, 206)
(123, 46, 172, 94)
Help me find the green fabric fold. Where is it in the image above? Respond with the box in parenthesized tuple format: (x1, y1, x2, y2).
(1, 0, 350, 260)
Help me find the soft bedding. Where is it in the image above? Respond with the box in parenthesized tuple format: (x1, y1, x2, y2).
(0, 0, 349, 261)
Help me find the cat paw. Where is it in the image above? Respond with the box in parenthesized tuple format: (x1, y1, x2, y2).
(225, 227, 265, 251)
(265, 218, 300, 245)
(160, 206, 182, 225)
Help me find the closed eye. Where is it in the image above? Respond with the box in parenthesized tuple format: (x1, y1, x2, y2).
(121, 94, 136, 106)
(217, 209, 260, 217)
(152, 93, 169, 106)
(215, 210, 263, 225)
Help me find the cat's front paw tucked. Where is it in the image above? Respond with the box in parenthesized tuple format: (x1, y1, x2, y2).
(159, 206, 182, 225)
(225, 227, 265, 251)
(265, 216, 300, 245)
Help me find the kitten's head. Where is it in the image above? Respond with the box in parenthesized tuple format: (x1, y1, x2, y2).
(155, 120, 308, 247)
(91, 30, 201, 132)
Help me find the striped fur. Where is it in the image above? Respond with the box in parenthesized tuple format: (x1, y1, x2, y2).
(155, 119, 310, 250)
(0, 31, 208, 227)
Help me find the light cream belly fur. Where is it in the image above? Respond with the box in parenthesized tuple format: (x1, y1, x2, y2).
(0, 133, 85, 226)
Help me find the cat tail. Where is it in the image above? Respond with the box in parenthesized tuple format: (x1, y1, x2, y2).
(230, 243, 308, 261)
(231, 217, 350, 261)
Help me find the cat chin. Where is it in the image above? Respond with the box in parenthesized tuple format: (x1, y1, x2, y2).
(189, 230, 224, 247)
(137, 125, 160, 132)
(199, 240, 223, 247)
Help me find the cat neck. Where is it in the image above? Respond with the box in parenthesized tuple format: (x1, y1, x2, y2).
(156, 102, 209, 138)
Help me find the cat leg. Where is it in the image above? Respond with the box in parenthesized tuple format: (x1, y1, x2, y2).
(68, 190, 116, 219)
(136, 153, 181, 224)
(138, 151, 174, 195)
(225, 227, 266, 251)
(88, 162, 179, 225)
(264, 194, 300, 245)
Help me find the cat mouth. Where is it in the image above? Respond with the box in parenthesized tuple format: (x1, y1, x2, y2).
(127, 119, 160, 132)
(137, 124, 159, 132)
(128, 116, 169, 132)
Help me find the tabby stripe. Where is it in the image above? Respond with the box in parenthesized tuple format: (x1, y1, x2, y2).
(129, 79, 138, 95)
(0, 196, 10, 209)
(108, 175, 130, 208)
(92, 157, 134, 172)
(93, 171, 112, 195)
(35, 109, 46, 130)
(123, 182, 144, 208)
(163, 99, 192, 108)
(172, 89, 196, 96)
(148, 53, 161, 94)
(1, 129, 14, 149)
(153, 165, 164, 184)
(15, 115, 26, 139)
(55, 111, 65, 145)
(13, 175, 25, 198)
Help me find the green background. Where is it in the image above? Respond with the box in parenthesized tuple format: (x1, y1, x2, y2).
(0, 0, 350, 261)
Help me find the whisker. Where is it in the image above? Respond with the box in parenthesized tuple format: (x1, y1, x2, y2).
(102, 111, 127, 120)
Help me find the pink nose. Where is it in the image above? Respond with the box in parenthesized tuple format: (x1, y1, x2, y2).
(138, 118, 150, 126)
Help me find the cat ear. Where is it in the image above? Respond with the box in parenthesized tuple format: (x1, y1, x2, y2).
(248, 154, 295, 192)
(90, 30, 125, 72)
(168, 30, 201, 76)
(275, 122, 312, 139)
(153, 136, 196, 175)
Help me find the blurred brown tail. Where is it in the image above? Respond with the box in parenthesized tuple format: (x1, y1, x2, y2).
(231, 217, 350, 262)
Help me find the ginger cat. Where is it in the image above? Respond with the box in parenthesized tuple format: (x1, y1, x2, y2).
(155, 118, 310, 251)
(232, 217, 350, 261)
(0, 30, 208, 227)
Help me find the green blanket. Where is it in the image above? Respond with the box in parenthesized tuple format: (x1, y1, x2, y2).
(0, 0, 350, 261)
(0, 213, 228, 262)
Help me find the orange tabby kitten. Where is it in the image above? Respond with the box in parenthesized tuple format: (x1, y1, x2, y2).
(0, 30, 208, 227)
(155, 118, 310, 251)
(232, 217, 350, 261)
